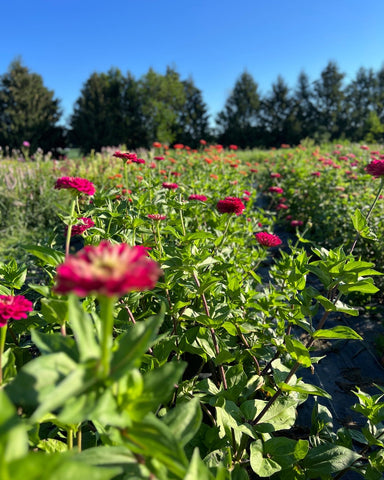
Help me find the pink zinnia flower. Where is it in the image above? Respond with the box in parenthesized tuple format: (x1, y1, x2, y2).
(66, 217, 95, 237)
(147, 214, 167, 221)
(54, 241, 162, 297)
(276, 204, 288, 210)
(255, 232, 282, 248)
(154, 156, 165, 161)
(365, 160, 384, 178)
(270, 173, 281, 178)
(188, 194, 207, 201)
(216, 197, 245, 215)
(268, 186, 284, 194)
(0, 295, 33, 327)
(291, 220, 304, 227)
(22, 141, 30, 148)
(132, 158, 146, 164)
(311, 171, 321, 177)
(55, 177, 96, 196)
(162, 182, 178, 190)
(229, 144, 238, 150)
(113, 151, 137, 161)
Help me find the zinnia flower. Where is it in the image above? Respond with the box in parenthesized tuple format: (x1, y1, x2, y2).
(54, 241, 162, 297)
(229, 145, 238, 150)
(255, 232, 282, 248)
(0, 295, 33, 327)
(268, 186, 284, 194)
(153, 142, 162, 148)
(188, 194, 207, 201)
(290, 220, 304, 227)
(162, 182, 178, 190)
(55, 177, 96, 196)
(147, 214, 167, 221)
(66, 217, 95, 236)
(132, 158, 146, 164)
(270, 173, 281, 178)
(216, 197, 245, 215)
(365, 160, 384, 178)
(154, 156, 164, 161)
(112, 151, 137, 161)
(22, 141, 30, 148)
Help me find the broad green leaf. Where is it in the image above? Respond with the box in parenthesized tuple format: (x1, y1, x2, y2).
(312, 326, 362, 340)
(302, 444, 361, 476)
(241, 397, 297, 432)
(184, 448, 214, 480)
(40, 297, 69, 326)
(338, 279, 379, 294)
(163, 397, 203, 447)
(285, 335, 311, 367)
(22, 245, 65, 267)
(263, 437, 309, 469)
(31, 330, 78, 361)
(351, 209, 377, 240)
(279, 381, 332, 399)
(250, 440, 282, 477)
(110, 311, 163, 381)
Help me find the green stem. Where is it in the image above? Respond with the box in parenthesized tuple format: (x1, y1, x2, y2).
(350, 177, 384, 254)
(213, 214, 232, 255)
(67, 427, 73, 450)
(0, 325, 7, 385)
(65, 199, 77, 257)
(99, 295, 116, 378)
(179, 198, 186, 236)
(156, 222, 163, 256)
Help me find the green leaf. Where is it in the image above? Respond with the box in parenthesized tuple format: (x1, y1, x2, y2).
(110, 311, 164, 381)
(285, 335, 312, 367)
(280, 381, 332, 399)
(302, 444, 361, 476)
(312, 326, 362, 340)
(120, 413, 188, 478)
(163, 398, 203, 447)
(241, 397, 297, 432)
(351, 209, 377, 240)
(250, 440, 282, 477)
(263, 437, 309, 470)
(339, 279, 379, 294)
(31, 330, 78, 361)
(22, 245, 65, 267)
(40, 297, 68, 325)
(184, 448, 214, 480)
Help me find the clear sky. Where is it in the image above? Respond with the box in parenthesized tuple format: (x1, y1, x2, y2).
(1, 0, 384, 127)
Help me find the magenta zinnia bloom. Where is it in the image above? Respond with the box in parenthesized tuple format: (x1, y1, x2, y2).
(291, 220, 304, 227)
(0, 295, 33, 327)
(365, 159, 384, 178)
(22, 141, 30, 148)
(162, 182, 178, 190)
(66, 217, 95, 237)
(255, 232, 282, 248)
(188, 194, 207, 201)
(54, 241, 162, 297)
(55, 177, 96, 196)
(268, 186, 284, 194)
(132, 158, 146, 164)
(113, 151, 137, 161)
(147, 214, 167, 221)
(154, 156, 165, 161)
(216, 197, 245, 216)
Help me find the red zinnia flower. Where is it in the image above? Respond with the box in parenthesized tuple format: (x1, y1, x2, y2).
(229, 144, 238, 150)
(112, 151, 137, 161)
(54, 241, 162, 297)
(0, 295, 33, 327)
(311, 171, 321, 177)
(153, 142, 162, 148)
(173, 144, 184, 150)
(188, 194, 207, 201)
(132, 158, 146, 164)
(162, 182, 178, 190)
(66, 217, 95, 237)
(200, 139, 207, 145)
(147, 214, 167, 221)
(268, 186, 284, 194)
(216, 197, 245, 216)
(290, 220, 304, 227)
(365, 160, 384, 178)
(270, 173, 281, 178)
(55, 177, 96, 196)
(255, 232, 282, 248)
(154, 156, 165, 161)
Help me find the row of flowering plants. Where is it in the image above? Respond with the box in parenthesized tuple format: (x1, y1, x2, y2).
(0, 142, 383, 479)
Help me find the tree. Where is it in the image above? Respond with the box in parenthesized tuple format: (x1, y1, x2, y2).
(215, 71, 261, 148)
(291, 71, 317, 142)
(262, 75, 295, 146)
(313, 61, 346, 141)
(138, 67, 186, 146)
(0, 59, 64, 153)
(70, 68, 127, 153)
(176, 78, 211, 147)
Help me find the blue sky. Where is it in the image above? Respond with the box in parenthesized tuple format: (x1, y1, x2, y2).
(1, 0, 384, 126)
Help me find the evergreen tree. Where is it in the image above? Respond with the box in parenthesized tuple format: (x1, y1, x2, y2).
(262, 75, 295, 146)
(313, 61, 346, 141)
(344, 67, 377, 141)
(216, 71, 261, 148)
(176, 78, 211, 147)
(291, 71, 317, 142)
(121, 72, 147, 149)
(0, 59, 64, 153)
(70, 68, 126, 153)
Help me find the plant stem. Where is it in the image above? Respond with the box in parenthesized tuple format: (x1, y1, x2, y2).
(236, 325, 261, 375)
(65, 199, 76, 257)
(192, 271, 228, 390)
(77, 425, 82, 452)
(214, 214, 232, 254)
(67, 428, 73, 450)
(350, 177, 384, 254)
(179, 198, 186, 236)
(0, 325, 7, 385)
(99, 295, 116, 378)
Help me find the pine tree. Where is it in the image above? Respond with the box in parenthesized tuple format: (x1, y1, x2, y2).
(0, 59, 64, 153)
(216, 71, 261, 148)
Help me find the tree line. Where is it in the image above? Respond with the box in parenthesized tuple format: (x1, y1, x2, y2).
(1, 58, 384, 154)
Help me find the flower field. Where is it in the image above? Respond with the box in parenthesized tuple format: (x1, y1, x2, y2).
(0, 142, 384, 479)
